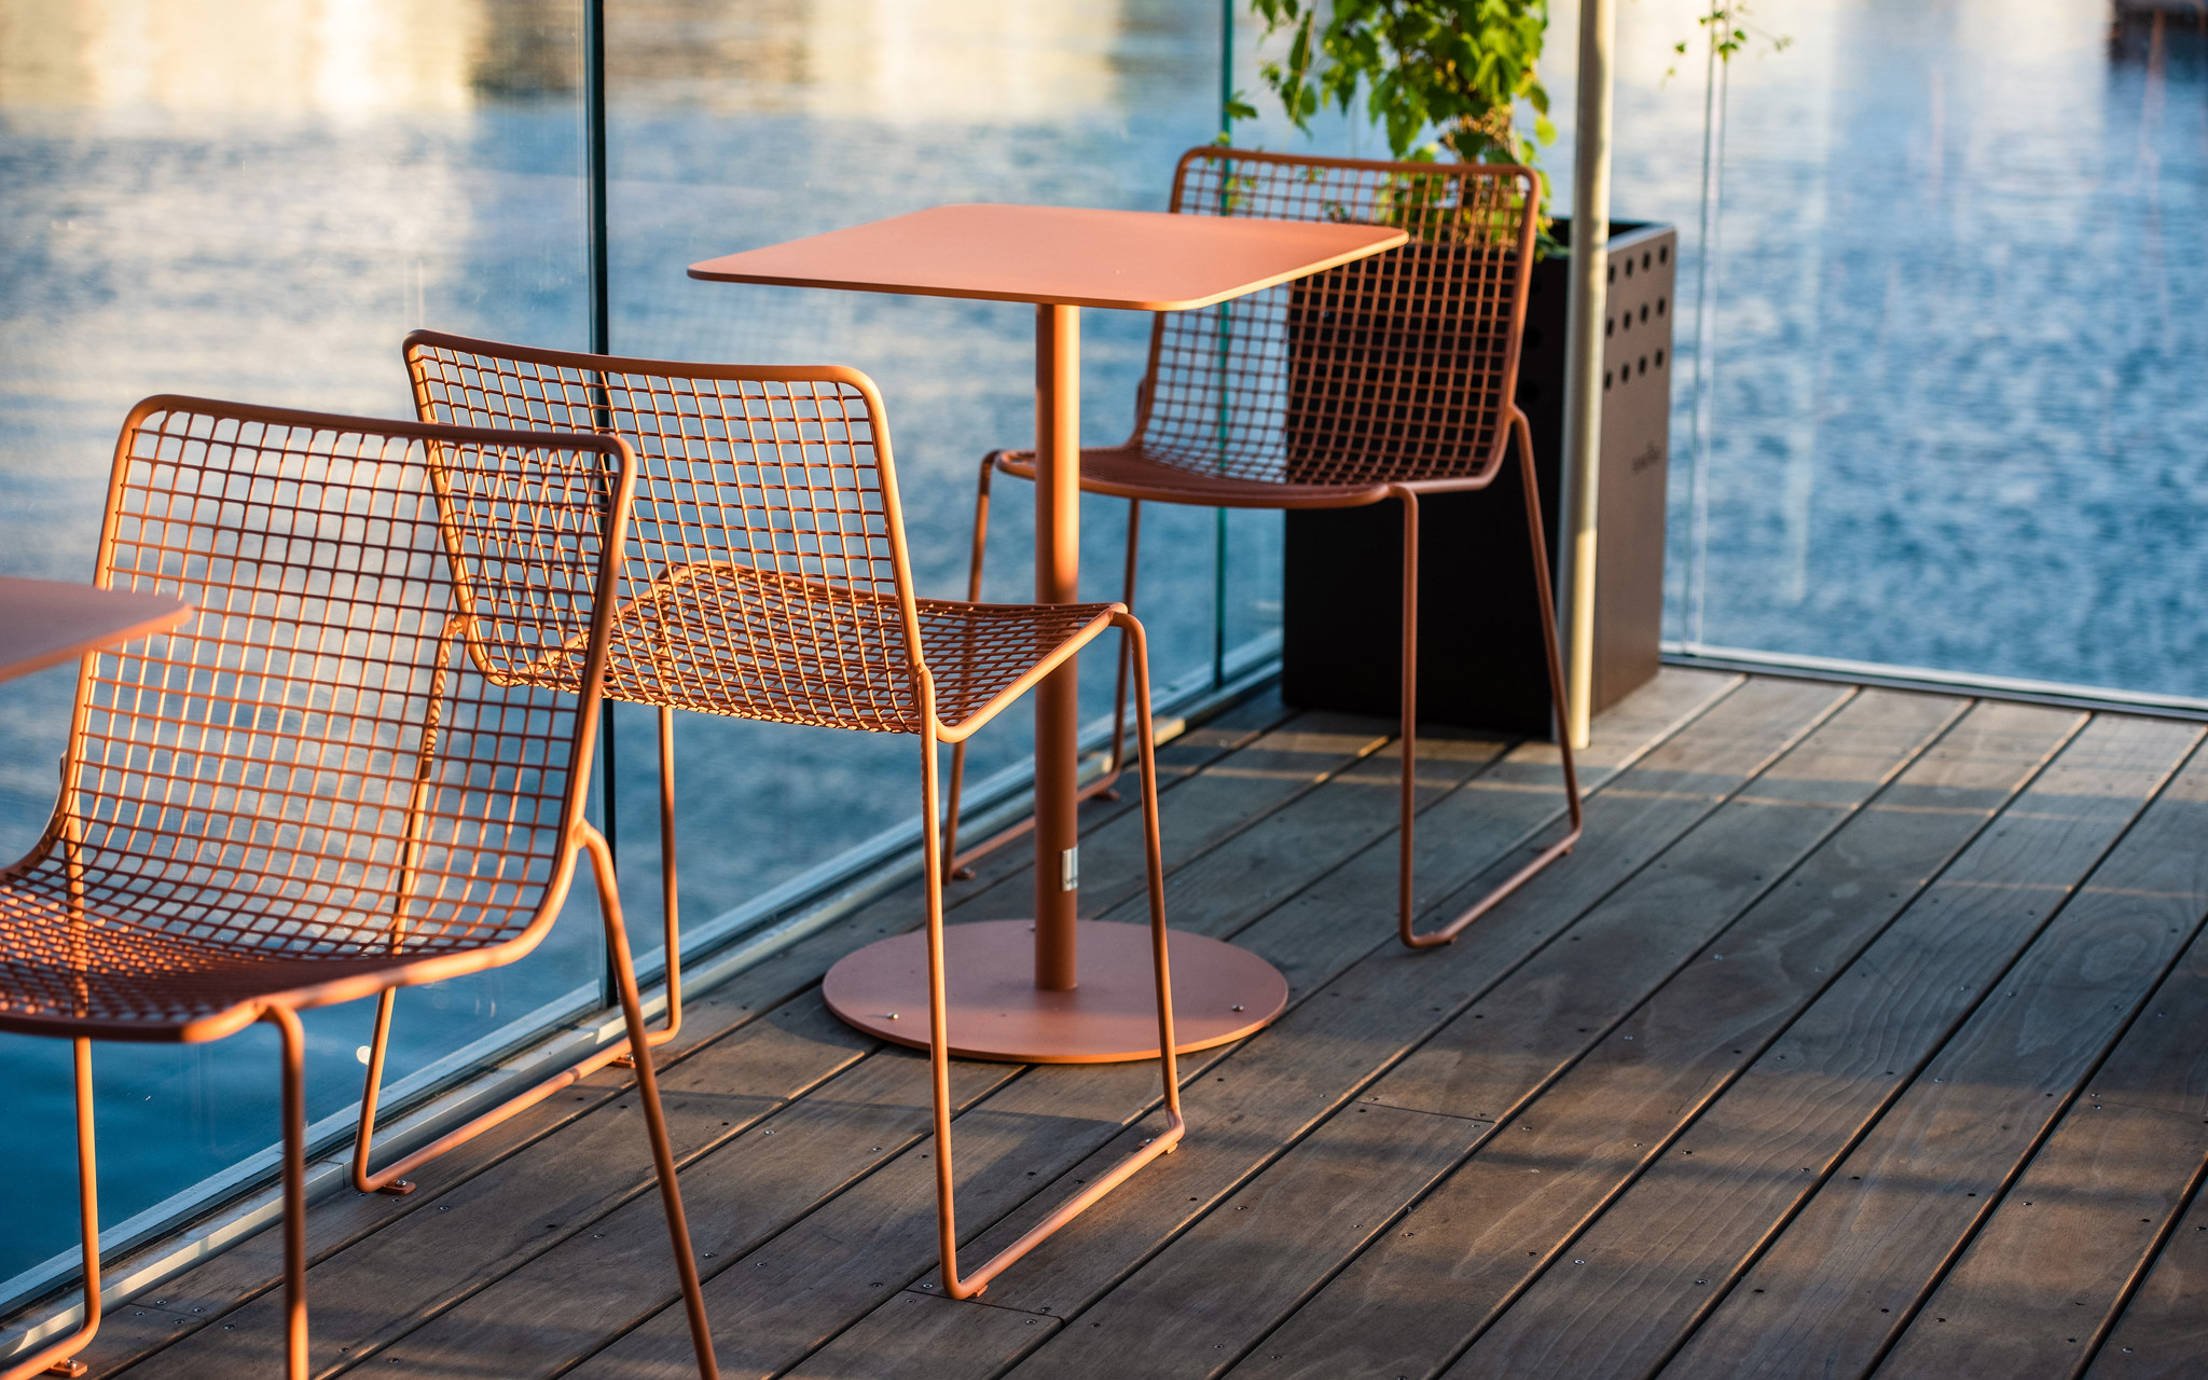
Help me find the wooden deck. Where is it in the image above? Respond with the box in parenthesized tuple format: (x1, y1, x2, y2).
(23, 669, 2208, 1379)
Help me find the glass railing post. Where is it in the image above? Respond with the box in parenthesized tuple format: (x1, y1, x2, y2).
(584, 0, 619, 1010)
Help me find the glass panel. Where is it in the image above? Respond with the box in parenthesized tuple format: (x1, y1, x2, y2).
(601, 1, 1229, 946)
(1674, 0, 2208, 699)
(0, 0, 595, 1288)
(1549, 0, 1722, 664)
(1233, 0, 2205, 706)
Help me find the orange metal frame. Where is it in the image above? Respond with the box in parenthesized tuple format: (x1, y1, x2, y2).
(0, 579, 190, 685)
(946, 147, 1584, 947)
(941, 453, 1139, 879)
(0, 398, 715, 1380)
(690, 201, 1398, 1064)
(402, 333, 1186, 1297)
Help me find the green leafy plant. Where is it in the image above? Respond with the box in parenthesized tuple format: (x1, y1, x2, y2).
(1240, 1, 1792, 246)
(1244, 0, 1556, 242)
(1246, 0, 1555, 167)
(1670, 3, 1793, 78)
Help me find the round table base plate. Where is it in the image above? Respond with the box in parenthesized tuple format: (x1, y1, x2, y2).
(821, 919, 1289, 1064)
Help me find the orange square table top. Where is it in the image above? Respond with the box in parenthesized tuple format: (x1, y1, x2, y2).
(688, 202, 1407, 312)
(0, 577, 191, 683)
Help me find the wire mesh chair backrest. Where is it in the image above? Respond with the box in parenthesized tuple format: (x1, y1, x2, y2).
(404, 334, 931, 730)
(1136, 146, 1539, 490)
(34, 397, 633, 966)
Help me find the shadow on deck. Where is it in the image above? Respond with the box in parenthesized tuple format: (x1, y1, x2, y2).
(10, 668, 2208, 1379)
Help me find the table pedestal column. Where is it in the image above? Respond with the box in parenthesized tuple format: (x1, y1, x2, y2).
(1032, 303, 1083, 989)
(821, 305, 1288, 1064)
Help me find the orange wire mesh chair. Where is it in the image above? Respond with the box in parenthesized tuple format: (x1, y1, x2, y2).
(404, 333, 1185, 1299)
(950, 146, 1584, 948)
(0, 398, 716, 1380)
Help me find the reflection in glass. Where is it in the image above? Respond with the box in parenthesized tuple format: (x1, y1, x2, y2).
(0, 0, 1242, 1296)
(600, 0, 1229, 953)
(1676, 0, 2208, 700)
(0, 0, 594, 1290)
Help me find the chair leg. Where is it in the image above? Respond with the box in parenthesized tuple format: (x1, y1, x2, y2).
(1396, 415, 1586, 949)
(944, 452, 997, 879)
(1118, 611, 1182, 1118)
(351, 707, 686, 1192)
(262, 1006, 310, 1380)
(615, 705, 687, 1068)
(581, 823, 719, 1379)
(4, 1041, 101, 1380)
(350, 990, 415, 1193)
(946, 458, 1139, 881)
(1100, 500, 1141, 799)
(919, 724, 968, 1290)
(923, 616, 1186, 1302)
(1392, 488, 1426, 947)
(351, 990, 649, 1194)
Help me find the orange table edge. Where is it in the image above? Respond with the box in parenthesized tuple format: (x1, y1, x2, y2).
(687, 203, 1407, 312)
(0, 577, 192, 684)
(692, 203, 1405, 1062)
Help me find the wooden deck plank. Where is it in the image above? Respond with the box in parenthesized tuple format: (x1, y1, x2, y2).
(772, 671, 1742, 1379)
(350, 1049, 1021, 1378)
(782, 1292, 1047, 1380)
(1877, 848, 2208, 1377)
(47, 693, 1294, 1376)
(954, 712, 1395, 927)
(1004, 1104, 1487, 1380)
(1363, 687, 1957, 1122)
(1883, 1112, 2208, 1379)
(68, 962, 867, 1377)
(1418, 712, 2187, 1380)
(2087, 1170, 2208, 1378)
(1235, 698, 2070, 1380)
(983, 687, 1949, 1380)
(76, 996, 875, 1378)
(786, 675, 1731, 1377)
(560, 674, 1766, 1378)
(1662, 721, 2204, 1379)
(972, 673, 1775, 1305)
(333, 705, 1469, 1377)
(1096, 671, 1746, 947)
(542, 740, 1549, 1376)
(110, 1001, 879, 1379)
(1091, 728, 1510, 933)
(561, 1057, 1216, 1378)
(775, 678, 1829, 1377)
(59, 675, 2208, 1380)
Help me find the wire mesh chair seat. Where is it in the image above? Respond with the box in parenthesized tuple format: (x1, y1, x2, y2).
(0, 785, 582, 1040)
(405, 332, 1185, 1301)
(587, 560, 1118, 738)
(0, 897, 441, 1040)
(990, 443, 1399, 511)
(0, 397, 716, 1380)
(953, 146, 1584, 946)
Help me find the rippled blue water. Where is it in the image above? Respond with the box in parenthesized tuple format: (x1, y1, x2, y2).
(1, 0, 2202, 1294)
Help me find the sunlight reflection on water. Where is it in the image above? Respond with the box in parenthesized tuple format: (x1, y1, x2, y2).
(1, 0, 2202, 1292)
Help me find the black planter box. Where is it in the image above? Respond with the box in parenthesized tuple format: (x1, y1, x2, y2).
(1280, 218, 1676, 737)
